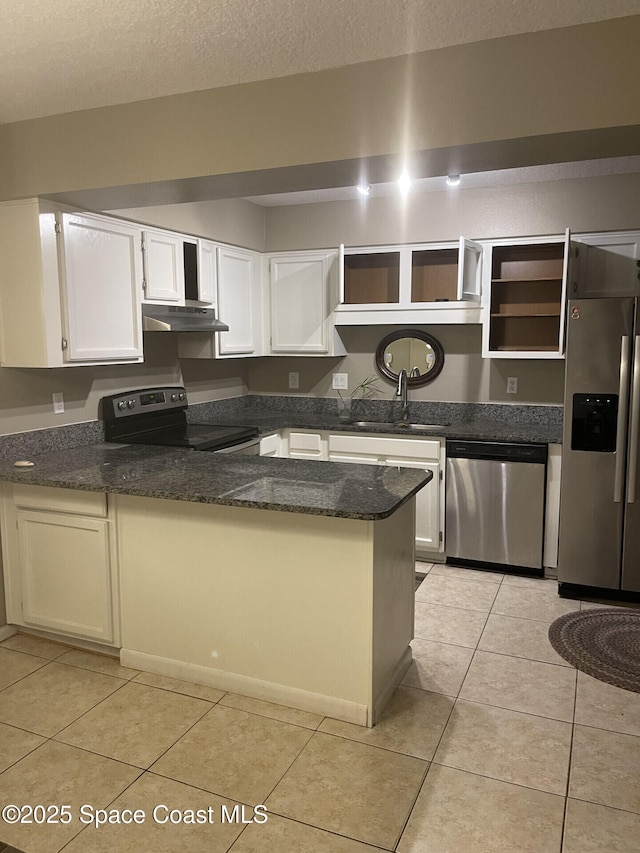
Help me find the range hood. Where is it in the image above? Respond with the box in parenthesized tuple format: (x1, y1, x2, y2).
(142, 305, 229, 333)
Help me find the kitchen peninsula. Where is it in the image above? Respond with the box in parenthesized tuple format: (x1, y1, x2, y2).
(0, 445, 431, 726)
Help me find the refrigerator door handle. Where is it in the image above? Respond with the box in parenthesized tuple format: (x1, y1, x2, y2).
(627, 336, 640, 504)
(615, 335, 631, 503)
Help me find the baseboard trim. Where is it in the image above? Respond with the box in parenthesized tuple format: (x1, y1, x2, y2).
(120, 648, 368, 725)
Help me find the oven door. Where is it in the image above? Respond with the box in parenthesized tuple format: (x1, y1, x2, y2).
(211, 437, 261, 456)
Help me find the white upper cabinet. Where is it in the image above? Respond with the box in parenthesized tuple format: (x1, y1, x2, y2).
(216, 245, 264, 357)
(481, 230, 571, 359)
(572, 231, 640, 298)
(59, 212, 144, 362)
(142, 228, 185, 303)
(457, 237, 483, 301)
(0, 200, 143, 367)
(268, 250, 346, 356)
(197, 239, 217, 304)
(336, 239, 483, 325)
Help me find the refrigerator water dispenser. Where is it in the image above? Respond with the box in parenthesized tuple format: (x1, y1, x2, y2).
(571, 393, 618, 452)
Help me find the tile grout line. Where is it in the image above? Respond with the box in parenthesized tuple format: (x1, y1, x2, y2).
(559, 665, 580, 852)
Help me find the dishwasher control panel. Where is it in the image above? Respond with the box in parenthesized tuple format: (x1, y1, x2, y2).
(446, 440, 547, 463)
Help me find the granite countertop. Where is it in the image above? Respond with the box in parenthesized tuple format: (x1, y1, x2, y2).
(0, 444, 432, 521)
(194, 411, 563, 445)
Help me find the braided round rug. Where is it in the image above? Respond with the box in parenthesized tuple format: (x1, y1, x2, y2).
(548, 608, 640, 693)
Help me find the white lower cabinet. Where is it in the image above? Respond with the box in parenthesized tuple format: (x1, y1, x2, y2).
(1, 485, 119, 645)
(272, 429, 445, 559)
(328, 433, 445, 560)
(386, 457, 441, 554)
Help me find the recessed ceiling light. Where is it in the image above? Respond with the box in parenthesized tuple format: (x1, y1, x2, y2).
(356, 184, 371, 196)
(446, 174, 461, 187)
(398, 169, 411, 196)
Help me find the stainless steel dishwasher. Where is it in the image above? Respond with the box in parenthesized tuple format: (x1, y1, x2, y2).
(445, 440, 548, 573)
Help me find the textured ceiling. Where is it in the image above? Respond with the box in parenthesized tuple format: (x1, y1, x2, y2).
(2, 0, 640, 125)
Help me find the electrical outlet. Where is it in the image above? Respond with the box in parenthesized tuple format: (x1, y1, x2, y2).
(52, 392, 64, 414)
(506, 377, 518, 395)
(332, 373, 348, 390)
(288, 372, 299, 390)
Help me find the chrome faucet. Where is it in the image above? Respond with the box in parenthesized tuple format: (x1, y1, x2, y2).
(396, 369, 410, 422)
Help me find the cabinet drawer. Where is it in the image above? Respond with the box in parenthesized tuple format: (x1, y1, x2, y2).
(287, 431, 326, 458)
(328, 433, 441, 461)
(11, 485, 107, 517)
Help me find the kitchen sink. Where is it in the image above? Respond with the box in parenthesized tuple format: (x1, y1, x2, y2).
(351, 421, 448, 430)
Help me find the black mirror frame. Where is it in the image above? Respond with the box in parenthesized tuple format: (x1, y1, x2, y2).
(375, 329, 445, 388)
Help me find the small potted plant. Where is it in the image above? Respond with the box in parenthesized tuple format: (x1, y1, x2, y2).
(337, 375, 381, 422)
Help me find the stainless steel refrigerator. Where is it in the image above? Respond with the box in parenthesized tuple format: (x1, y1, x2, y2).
(558, 297, 640, 593)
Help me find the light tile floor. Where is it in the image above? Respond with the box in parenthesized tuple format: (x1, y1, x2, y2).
(1, 564, 640, 852)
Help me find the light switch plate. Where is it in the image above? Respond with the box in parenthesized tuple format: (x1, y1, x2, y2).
(332, 373, 348, 390)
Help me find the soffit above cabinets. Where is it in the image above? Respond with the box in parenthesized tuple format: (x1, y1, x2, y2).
(3, 1, 640, 124)
(245, 156, 640, 207)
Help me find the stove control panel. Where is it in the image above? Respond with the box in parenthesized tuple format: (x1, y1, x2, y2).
(102, 387, 188, 420)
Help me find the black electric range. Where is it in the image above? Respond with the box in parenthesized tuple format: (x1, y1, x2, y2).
(102, 387, 259, 452)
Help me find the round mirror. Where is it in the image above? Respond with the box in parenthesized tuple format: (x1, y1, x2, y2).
(375, 329, 444, 387)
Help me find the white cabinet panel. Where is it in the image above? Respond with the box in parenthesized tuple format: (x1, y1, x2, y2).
(1, 484, 119, 645)
(270, 253, 330, 353)
(573, 231, 640, 298)
(287, 431, 328, 460)
(17, 510, 114, 643)
(61, 213, 143, 362)
(458, 237, 483, 302)
(328, 433, 441, 460)
(0, 201, 144, 367)
(12, 484, 106, 516)
(259, 433, 282, 457)
(142, 228, 184, 303)
(328, 453, 382, 465)
(198, 239, 217, 304)
(543, 444, 562, 569)
(216, 246, 262, 356)
(387, 458, 442, 555)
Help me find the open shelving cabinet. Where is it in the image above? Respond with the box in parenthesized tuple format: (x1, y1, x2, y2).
(483, 231, 570, 358)
(337, 239, 483, 324)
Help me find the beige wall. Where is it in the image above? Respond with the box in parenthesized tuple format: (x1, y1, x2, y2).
(0, 335, 249, 436)
(248, 326, 565, 406)
(108, 199, 266, 252)
(265, 173, 640, 251)
(0, 17, 639, 201)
